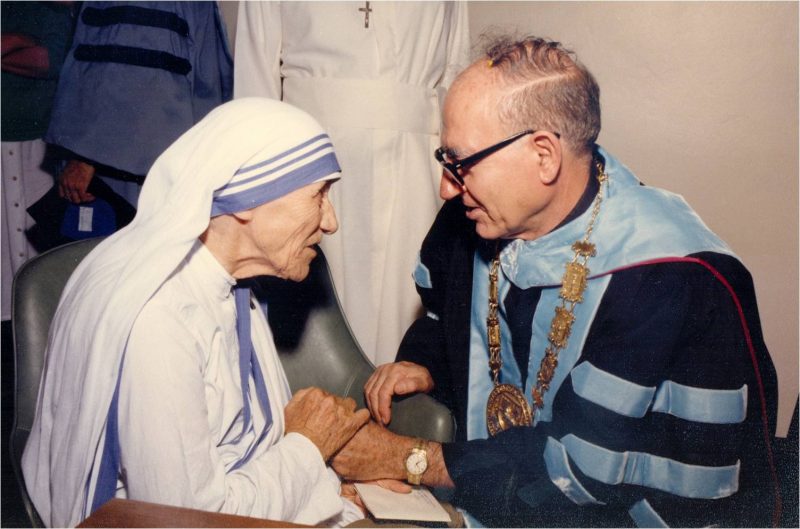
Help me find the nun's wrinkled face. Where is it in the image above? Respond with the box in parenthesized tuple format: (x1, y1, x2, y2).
(248, 180, 338, 281)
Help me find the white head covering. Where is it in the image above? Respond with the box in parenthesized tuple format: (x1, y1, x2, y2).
(21, 98, 341, 528)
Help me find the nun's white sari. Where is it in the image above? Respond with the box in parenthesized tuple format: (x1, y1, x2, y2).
(115, 240, 358, 525)
(22, 99, 362, 527)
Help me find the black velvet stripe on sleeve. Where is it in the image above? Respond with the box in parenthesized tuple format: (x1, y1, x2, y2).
(74, 45, 192, 75)
(81, 5, 190, 37)
(550, 380, 748, 466)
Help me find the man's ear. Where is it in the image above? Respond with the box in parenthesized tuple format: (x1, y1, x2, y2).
(530, 131, 562, 185)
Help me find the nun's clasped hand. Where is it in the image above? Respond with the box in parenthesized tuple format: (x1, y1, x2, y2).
(284, 387, 370, 462)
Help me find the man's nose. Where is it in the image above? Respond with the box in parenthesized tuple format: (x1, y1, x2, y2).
(439, 173, 465, 200)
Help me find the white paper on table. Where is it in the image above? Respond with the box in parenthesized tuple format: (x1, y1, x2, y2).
(353, 483, 451, 523)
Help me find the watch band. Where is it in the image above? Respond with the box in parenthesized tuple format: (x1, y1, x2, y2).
(405, 438, 428, 485)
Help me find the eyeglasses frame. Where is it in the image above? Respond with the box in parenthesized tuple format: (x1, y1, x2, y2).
(434, 129, 560, 188)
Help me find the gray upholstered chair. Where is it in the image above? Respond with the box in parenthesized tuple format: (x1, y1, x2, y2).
(10, 237, 455, 527)
(11, 237, 104, 527)
(253, 252, 455, 440)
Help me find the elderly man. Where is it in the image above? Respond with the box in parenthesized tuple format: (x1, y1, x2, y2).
(333, 36, 780, 527)
(23, 99, 373, 527)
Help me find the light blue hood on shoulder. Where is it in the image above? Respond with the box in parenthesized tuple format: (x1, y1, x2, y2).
(500, 147, 735, 289)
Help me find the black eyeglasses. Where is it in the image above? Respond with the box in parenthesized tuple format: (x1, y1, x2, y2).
(434, 129, 560, 187)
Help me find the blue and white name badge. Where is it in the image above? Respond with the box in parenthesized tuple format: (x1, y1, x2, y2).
(61, 199, 118, 240)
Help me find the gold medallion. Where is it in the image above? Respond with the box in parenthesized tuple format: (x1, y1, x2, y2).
(486, 383, 533, 436)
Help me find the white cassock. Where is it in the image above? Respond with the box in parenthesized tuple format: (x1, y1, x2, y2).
(234, 1, 470, 364)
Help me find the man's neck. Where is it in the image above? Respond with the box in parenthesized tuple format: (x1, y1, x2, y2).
(523, 153, 595, 240)
(552, 153, 599, 232)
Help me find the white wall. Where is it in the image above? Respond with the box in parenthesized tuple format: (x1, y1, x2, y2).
(222, 1, 799, 436)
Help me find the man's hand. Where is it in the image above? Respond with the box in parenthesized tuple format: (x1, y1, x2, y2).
(59, 159, 96, 203)
(333, 421, 455, 488)
(365, 361, 434, 425)
(284, 387, 370, 461)
(332, 421, 405, 481)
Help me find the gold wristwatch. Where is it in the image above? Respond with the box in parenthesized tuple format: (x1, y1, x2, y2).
(405, 439, 428, 485)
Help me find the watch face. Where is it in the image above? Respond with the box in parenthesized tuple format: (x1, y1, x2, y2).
(406, 451, 428, 474)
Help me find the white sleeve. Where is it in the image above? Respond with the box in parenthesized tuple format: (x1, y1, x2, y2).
(118, 304, 344, 525)
(319, 468, 366, 527)
(234, 0, 282, 99)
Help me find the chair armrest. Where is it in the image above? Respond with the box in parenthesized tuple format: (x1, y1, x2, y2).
(387, 394, 455, 443)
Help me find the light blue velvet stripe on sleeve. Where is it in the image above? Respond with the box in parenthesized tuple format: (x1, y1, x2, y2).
(543, 437, 605, 506)
(413, 252, 433, 289)
(628, 499, 669, 528)
(570, 361, 656, 418)
(561, 434, 740, 499)
(652, 380, 747, 424)
(570, 361, 748, 424)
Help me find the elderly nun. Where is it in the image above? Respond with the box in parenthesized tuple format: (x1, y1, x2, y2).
(22, 98, 372, 527)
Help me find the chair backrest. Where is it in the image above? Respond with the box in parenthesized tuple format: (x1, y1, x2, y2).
(255, 249, 455, 442)
(11, 237, 104, 527)
(11, 239, 455, 526)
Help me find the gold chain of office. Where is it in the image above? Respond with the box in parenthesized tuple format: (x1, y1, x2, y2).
(485, 158, 608, 437)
